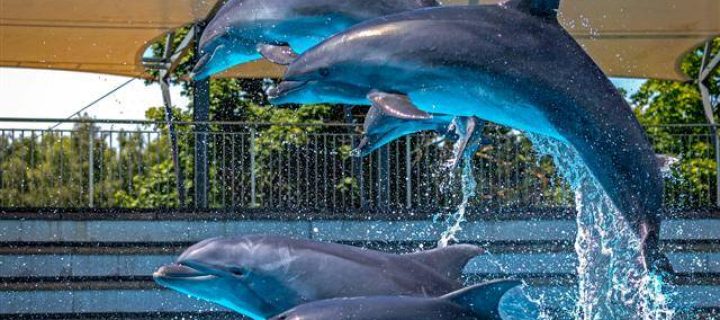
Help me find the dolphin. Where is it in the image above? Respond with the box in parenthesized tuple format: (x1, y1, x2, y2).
(356, 105, 485, 169)
(270, 280, 521, 320)
(268, 1, 666, 271)
(153, 235, 484, 319)
(191, 0, 440, 79)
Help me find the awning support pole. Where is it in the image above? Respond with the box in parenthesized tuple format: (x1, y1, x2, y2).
(699, 41, 720, 207)
(152, 27, 198, 208)
(193, 23, 211, 209)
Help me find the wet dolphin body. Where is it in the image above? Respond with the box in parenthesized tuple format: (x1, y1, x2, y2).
(356, 105, 485, 169)
(270, 280, 521, 320)
(154, 235, 484, 319)
(269, 1, 666, 270)
(191, 0, 440, 79)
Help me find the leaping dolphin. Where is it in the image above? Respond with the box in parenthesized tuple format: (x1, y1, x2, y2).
(270, 280, 521, 320)
(269, 1, 666, 271)
(153, 235, 484, 319)
(191, 0, 440, 79)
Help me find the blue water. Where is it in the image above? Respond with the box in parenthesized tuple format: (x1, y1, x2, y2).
(436, 157, 477, 248)
(433, 133, 676, 319)
(528, 134, 675, 320)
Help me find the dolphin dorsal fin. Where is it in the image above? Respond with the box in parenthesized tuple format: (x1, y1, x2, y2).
(405, 244, 483, 280)
(507, 0, 560, 20)
(442, 280, 522, 320)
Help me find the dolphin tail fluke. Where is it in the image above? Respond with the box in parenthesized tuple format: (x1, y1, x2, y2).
(405, 244, 483, 280)
(641, 215, 675, 275)
(442, 279, 522, 319)
(257, 44, 299, 65)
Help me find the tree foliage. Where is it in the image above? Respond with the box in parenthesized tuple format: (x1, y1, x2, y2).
(631, 38, 719, 206)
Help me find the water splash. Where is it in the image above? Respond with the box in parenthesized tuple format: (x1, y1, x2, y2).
(528, 134, 675, 320)
(436, 156, 477, 248)
(434, 146, 552, 319)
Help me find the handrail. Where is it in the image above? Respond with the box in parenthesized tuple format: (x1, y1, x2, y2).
(0, 117, 362, 127)
(0, 117, 717, 129)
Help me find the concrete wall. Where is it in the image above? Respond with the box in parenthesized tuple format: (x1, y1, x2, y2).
(1, 216, 718, 318)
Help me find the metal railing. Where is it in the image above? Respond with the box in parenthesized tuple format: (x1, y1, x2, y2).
(0, 118, 717, 212)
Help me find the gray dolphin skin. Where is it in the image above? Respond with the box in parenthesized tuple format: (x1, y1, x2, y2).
(269, 0, 666, 271)
(270, 280, 521, 320)
(153, 235, 484, 319)
(356, 104, 485, 169)
(191, 0, 440, 79)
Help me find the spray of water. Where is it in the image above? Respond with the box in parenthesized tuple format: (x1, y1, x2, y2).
(528, 134, 675, 320)
(435, 157, 477, 248)
(432, 154, 550, 318)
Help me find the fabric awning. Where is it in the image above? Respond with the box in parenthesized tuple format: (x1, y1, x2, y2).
(0, 0, 215, 77)
(1, 0, 718, 80)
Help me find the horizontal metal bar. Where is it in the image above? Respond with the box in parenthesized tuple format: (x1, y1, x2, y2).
(0, 117, 716, 129)
(0, 117, 361, 127)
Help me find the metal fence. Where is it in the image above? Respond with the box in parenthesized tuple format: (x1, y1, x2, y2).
(0, 119, 717, 212)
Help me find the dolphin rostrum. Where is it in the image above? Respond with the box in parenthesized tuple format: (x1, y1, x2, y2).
(270, 280, 521, 320)
(153, 235, 484, 319)
(269, 1, 666, 270)
(191, 0, 440, 79)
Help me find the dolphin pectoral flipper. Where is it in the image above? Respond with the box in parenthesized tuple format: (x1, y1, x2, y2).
(446, 117, 485, 170)
(351, 106, 385, 157)
(442, 279, 522, 320)
(257, 44, 299, 65)
(191, 44, 225, 80)
(405, 244, 484, 280)
(352, 137, 374, 157)
(368, 90, 432, 120)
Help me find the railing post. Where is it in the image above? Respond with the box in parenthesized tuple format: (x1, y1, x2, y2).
(698, 41, 720, 207)
(715, 125, 720, 207)
(250, 128, 257, 207)
(405, 135, 412, 208)
(377, 145, 390, 210)
(87, 124, 94, 208)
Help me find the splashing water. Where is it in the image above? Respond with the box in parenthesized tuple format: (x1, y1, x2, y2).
(432, 135, 550, 318)
(436, 157, 477, 248)
(528, 134, 675, 320)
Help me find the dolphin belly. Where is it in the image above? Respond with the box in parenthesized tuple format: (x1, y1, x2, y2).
(408, 86, 565, 141)
(276, 16, 359, 53)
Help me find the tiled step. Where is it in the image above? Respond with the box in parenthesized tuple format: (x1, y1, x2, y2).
(2, 219, 718, 243)
(2, 214, 718, 318)
(2, 285, 718, 316)
(1, 252, 719, 279)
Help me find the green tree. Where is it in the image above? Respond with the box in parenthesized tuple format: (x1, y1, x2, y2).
(632, 38, 719, 207)
(112, 107, 195, 208)
(0, 120, 127, 207)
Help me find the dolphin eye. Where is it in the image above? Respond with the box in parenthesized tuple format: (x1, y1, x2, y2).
(227, 267, 245, 277)
(318, 68, 330, 77)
